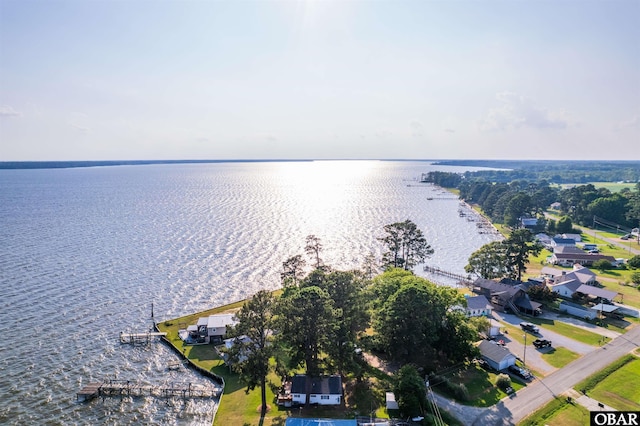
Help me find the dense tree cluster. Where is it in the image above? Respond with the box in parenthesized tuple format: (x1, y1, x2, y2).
(465, 229, 542, 281)
(431, 160, 640, 184)
(369, 269, 478, 370)
(228, 225, 481, 411)
(458, 179, 557, 227)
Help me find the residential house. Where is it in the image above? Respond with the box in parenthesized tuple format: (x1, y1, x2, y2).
(465, 295, 492, 317)
(548, 278, 582, 298)
(180, 313, 237, 345)
(550, 252, 616, 267)
(542, 265, 597, 286)
(289, 375, 342, 406)
(478, 340, 517, 371)
(553, 245, 585, 255)
(472, 278, 542, 316)
(520, 218, 538, 230)
(535, 233, 553, 248)
(551, 237, 577, 248)
(562, 233, 582, 242)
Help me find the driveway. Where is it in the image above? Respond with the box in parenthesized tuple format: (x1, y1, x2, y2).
(492, 311, 595, 356)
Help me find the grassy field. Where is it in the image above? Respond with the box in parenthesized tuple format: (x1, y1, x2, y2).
(578, 354, 640, 411)
(519, 397, 590, 426)
(527, 317, 610, 346)
(540, 347, 580, 369)
(436, 363, 525, 407)
(558, 182, 637, 192)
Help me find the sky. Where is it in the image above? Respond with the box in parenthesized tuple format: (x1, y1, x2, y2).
(0, 0, 639, 161)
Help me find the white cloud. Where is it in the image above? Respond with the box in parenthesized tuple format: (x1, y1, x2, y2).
(0, 105, 22, 118)
(480, 92, 572, 131)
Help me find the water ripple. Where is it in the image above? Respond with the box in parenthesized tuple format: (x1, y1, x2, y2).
(0, 161, 499, 424)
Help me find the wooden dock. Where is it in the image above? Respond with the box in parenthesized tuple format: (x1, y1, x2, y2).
(423, 265, 473, 287)
(119, 331, 167, 345)
(77, 379, 221, 402)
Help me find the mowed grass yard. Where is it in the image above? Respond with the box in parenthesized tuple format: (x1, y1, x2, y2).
(540, 347, 580, 369)
(519, 397, 590, 426)
(437, 363, 526, 407)
(584, 354, 640, 411)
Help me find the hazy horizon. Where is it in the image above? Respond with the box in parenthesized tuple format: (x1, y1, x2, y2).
(1, 1, 639, 161)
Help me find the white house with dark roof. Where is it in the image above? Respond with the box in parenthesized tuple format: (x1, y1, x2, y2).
(478, 340, 517, 371)
(465, 295, 492, 317)
(289, 375, 342, 406)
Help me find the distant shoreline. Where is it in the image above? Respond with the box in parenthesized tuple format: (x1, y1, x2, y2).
(0, 159, 442, 170)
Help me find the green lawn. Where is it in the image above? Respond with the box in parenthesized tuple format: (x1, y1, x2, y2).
(527, 317, 610, 346)
(585, 355, 640, 411)
(540, 347, 580, 369)
(519, 397, 590, 426)
(437, 363, 525, 407)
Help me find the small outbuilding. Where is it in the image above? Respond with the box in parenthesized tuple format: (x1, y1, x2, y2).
(478, 340, 517, 371)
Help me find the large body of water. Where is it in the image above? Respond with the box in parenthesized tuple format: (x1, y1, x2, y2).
(0, 160, 500, 425)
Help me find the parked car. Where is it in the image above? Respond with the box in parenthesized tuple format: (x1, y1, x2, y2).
(533, 339, 552, 348)
(520, 322, 540, 334)
(509, 365, 533, 380)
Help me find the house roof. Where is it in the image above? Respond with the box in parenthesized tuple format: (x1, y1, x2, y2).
(478, 340, 516, 364)
(591, 303, 620, 313)
(207, 313, 236, 328)
(562, 233, 582, 242)
(575, 285, 617, 300)
(466, 295, 492, 311)
(474, 278, 522, 298)
(554, 245, 585, 255)
(552, 237, 576, 245)
(549, 278, 582, 293)
(557, 270, 596, 286)
(521, 218, 538, 226)
(553, 253, 616, 262)
(290, 375, 342, 395)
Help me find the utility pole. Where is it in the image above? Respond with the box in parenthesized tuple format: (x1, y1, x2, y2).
(523, 333, 527, 368)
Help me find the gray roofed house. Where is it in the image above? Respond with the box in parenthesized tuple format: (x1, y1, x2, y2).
(465, 295, 492, 317)
(553, 245, 585, 255)
(548, 278, 583, 298)
(552, 237, 576, 247)
(473, 278, 542, 316)
(478, 340, 517, 371)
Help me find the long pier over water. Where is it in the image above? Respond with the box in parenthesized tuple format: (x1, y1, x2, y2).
(77, 379, 221, 402)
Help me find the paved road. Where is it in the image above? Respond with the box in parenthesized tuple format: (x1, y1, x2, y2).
(472, 325, 640, 425)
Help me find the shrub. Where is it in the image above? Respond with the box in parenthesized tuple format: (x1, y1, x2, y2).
(631, 272, 640, 286)
(628, 255, 640, 269)
(593, 259, 613, 272)
(496, 374, 511, 390)
(448, 382, 470, 401)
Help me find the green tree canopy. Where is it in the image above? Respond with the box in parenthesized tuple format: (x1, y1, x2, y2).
(504, 229, 542, 281)
(228, 290, 276, 415)
(394, 365, 427, 418)
(275, 285, 336, 378)
(379, 220, 433, 270)
(465, 241, 511, 279)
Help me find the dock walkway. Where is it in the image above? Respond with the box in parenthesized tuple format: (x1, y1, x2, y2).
(119, 331, 167, 345)
(77, 379, 221, 402)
